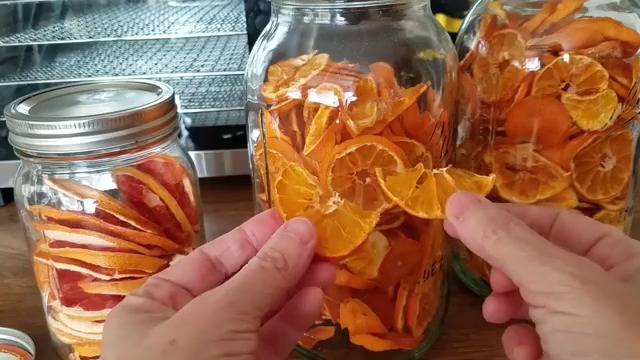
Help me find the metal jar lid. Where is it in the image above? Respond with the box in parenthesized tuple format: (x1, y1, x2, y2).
(4, 80, 178, 156)
(0, 327, 35, 358)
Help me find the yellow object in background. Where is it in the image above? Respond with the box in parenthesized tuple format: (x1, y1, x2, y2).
(435, 13, 464, 34)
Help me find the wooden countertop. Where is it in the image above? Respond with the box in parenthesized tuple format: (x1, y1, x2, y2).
(1, 176, 637, 359)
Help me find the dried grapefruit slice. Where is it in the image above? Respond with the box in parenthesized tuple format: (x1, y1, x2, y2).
(52, 269, 126, 311)
(350, 333, 422, 352)
(274, 162, 379, 258)
(493, 145, 570, 204)
(48, 312, 102, 344)
(29, 206, 180, 252)
(33, 223, 167, 256)
(504, 95, 572, 146)
(113, 167, 195, 248)
(135, 154, 199, 231)
(561, 89, 618, 131)
(323, 135, 408, 212)
(79, 278, 147, 296)
(49, 300, 109, 323)
(72, 342, 101, 358)
(340, 231, 390, 279)
(45, 177, 163, 235)
(531, 55, 609, 97)
(571, 128, 633, 201)
(339, 298, 388, 335)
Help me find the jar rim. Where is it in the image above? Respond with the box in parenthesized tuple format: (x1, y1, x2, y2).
(271, 0, 421, 9)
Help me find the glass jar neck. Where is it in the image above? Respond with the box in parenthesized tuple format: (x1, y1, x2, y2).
(271, 0, 432, 20)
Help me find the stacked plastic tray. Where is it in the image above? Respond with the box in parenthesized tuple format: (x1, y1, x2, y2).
(0, 0, 249, 127)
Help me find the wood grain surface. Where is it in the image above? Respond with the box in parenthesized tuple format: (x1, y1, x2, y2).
(0, 176, 636, 360)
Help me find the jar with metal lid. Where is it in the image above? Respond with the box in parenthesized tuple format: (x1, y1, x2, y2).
(5, 80, 205, 360)
(243, 0, 478, 357)
(0, 327, 35, 360)
(453, 0, 640, 296)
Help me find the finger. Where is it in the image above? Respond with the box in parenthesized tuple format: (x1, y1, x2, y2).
(483, 291, 524, 324)
(258, 287, 324, 360)
(490, 268, 517, 293)
(496, 203, 640, 271)
(445, 192, 585, 291)
(502, 323, 542, 360)
(222, 217, 318, 317)
(131, 209, 284, 310)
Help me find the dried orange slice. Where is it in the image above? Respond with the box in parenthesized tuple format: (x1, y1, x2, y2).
(369, 62, 401, 98)
(531, 55, 609, 97)
(350, 333, 422, 352)
(504, 95, 572, 146)
(261, 53, 329, 103)
(536, 186, 579, 209)
(323, 135, 408, 212)
(472, 29, 527, 102)
(388, 136, 433, 169)
(375, 164, 495, 219)
(303, 106, 336, 156)
(340, 231, 390, 279)
(254, 137, 308, 198)
(274, 163, 379, 258)
(345, 76, 379, 136)
(375, 208, 406, 231)
(571, 128, 633, 201)
(593, 209, 626, 230)
(460, 13, 498, 71)
(493, 145, 570, 204)
(79, 278, 147, 296)
(339, 298, 388, 335)
(45, 177, 163, 235)
(335, 268, 376, 290)
(527, 0, 585, 35)
(393, 284, 409, 333)
(33, 222, 167, 257)
(113, 167, 196, 248)
(298, 326, 335, 349)
(260, 107, 292, 145)
(363, 83, 429, 135)
(34, 252, 50, 291)
(376, 231, 423, 288)
(29, 206, 180, 252)
(561, 89, 618, 131)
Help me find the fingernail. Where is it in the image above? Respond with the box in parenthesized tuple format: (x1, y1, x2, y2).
(446, 191, 483, 220)
(283, 217, 316, 245)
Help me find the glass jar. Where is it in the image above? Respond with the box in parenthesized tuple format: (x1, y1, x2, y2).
(454, 0, 640, 296)
(245, 0, 459, 358)
(5, 80, 205, 360)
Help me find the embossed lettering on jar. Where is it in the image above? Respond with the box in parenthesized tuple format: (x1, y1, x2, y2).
(453, 0, 640, 297)
(4, 80, 205, 360)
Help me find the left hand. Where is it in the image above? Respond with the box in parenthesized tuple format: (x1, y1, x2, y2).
(102, 209, 336, 360)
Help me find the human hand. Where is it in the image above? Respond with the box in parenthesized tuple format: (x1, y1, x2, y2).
(444, 192, 640, 360)
(102, 209, 336, 360)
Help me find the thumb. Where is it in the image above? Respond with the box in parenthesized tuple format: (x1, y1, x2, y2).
(445, 191, 594, 293)
(222, 217, 318, 317)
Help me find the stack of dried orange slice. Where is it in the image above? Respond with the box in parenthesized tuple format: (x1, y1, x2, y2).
(456, 0, 640, 284)
(253, 53, 496, 353)
(29, 155, 200, 360)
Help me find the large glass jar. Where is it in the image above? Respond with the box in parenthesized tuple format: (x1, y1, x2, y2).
(245, 0, 460, 358)
(5, 80, 205, 360)
(454, 0, 640, 296)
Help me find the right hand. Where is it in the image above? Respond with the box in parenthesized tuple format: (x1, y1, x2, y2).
(444, 192, 640, 360)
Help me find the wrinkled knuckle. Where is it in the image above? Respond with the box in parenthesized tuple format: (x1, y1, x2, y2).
(478, 216, 520, 252)
(255, 245, 292, 278)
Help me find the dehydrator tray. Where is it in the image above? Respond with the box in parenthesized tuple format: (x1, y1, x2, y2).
(0, 0, 247, 45)
(0, 35, 248, 85)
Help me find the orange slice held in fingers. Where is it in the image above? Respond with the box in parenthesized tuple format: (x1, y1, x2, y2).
(113, 167, 195, 248)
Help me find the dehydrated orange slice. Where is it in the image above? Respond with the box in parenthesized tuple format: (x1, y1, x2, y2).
(340, 231, 390, 279)
(45, 177, 162, 235)
(345, 76, 379, 136)
(34, 253, 50, 291)
(339, 298, 388, 335)
(260, 107, 293, 145)
(536, 186, 579, 209)
(561, 89, 618, 131)
(593, 209, 625, 230)
(79, 277, 147, 296)
(393, 284, 409, 333)
(363, 83, 428, 135)
(369, 62, 401, 98)
(361, 291, 395, 330)
(29, 206, 180, 252)
(598, 197, 625, 211)
(33, 222, 167, 257)
(136, 154, 200, 231)
(376, 231, 423, 288)
(472, 29, 527, 102)
(323, 135, 408, 212)
(376, 164, 495, 219)
(350, 333, 422, 352)
(531, 55, 608, 97)
(113, 167, 195, 248)
(375, 208, 406, 231)
(335, 268, 376, 290)
(568, 40, 638, 60)
(526, 0, 586, 35)
(261, 53, 329, 103)
(298, 326, 336, 349)
(460, 13, 498, 71)
(493, 145, 570, 204)
(38, 243, 167, 273)
(571, 128, 633, 201)
(254, 136, 309, 200)
(388, 136, 433, 169)
(274, 163, 379, 258)
(504, 95, 572, 146)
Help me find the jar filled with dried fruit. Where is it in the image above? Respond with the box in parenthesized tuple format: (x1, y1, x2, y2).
(246, 0, 497, 357)
(4, 80, 204, 360)
(453, 0, 640, 296)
